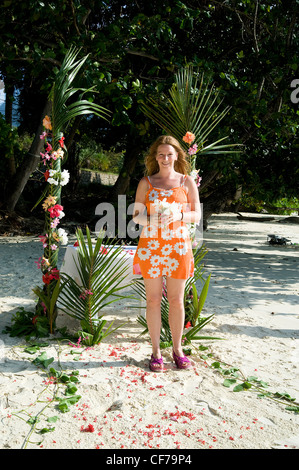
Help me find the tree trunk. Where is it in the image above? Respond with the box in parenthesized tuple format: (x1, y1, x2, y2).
(4, 100, 52, 212)
(111, 134, 143, 199)
(4, 80, 16, 177)
(201, 180, 242, 229)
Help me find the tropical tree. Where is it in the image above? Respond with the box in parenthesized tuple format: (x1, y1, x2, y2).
(0, 0, 298, 217)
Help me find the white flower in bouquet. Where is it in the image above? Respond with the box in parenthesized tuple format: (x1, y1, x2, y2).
(57, 227, 68, 245)
(153, 198, 182, 217)
(153, 198, 182, 228)
(153, 198, 167, 214)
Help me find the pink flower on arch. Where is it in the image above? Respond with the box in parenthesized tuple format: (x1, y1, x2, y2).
(38, 234, 48, 248)
(48, 204, 63, 218)
(34, 257, 42, 269)
(42, 268, 60, 285)
(79, 289, 93, 300)
(59, 136, 65, 147)
(40, 152, 51, 165)
(50, 218, 60, 229)
(188, 143, 198, 155)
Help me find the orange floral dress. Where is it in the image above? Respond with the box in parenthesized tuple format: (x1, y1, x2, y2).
(133, 175, 194, 279)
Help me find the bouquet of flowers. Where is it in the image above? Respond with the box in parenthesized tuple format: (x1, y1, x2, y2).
(153, 198, 182, 228)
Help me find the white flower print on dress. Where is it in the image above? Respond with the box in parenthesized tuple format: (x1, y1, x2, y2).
(167, 258, 179, 271)
(162, 267, 172, 276)
(174, 241, 188, 255)
(175, 225, 189, 239)
(161, 228, 174, 240)
(161, 244, 173, 256)
(160, 189, 173, 198)
(148, 266, 161, 278)
(137, 247, 151, 260)
(148, 189, 159, 201)
(150, 254, 161, 266)
(133, 178, 194, 280)
(143, 225, 158, 238)
(147, 240, 160, 250)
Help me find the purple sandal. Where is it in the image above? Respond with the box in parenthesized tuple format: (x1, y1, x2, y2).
(173, 350, 191, 370)
(149, 354, 164, 372)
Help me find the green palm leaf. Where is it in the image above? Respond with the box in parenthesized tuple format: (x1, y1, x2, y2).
(141, 66, 241, 159)
(58, 227, 136, 335)
(50, 46, 110, 142)
(183, 314, 222, 343)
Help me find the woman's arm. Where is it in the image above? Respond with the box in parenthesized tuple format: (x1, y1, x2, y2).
(182, 175, 201, 224)
(160, 175, 201, 226)
(132, 177, 150, 226)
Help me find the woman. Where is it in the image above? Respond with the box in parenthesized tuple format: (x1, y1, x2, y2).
(132, 135, 201, 372)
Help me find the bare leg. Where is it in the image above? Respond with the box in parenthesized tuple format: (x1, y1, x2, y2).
(166, 277, 187, 357)
(143, 277, 163, 359)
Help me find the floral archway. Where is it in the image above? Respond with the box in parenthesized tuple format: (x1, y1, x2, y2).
(32, 47, 110, 334)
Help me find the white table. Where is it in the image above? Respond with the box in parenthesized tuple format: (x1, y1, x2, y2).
(60, 244, 146, 313)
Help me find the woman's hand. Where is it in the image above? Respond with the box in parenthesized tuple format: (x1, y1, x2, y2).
(148, 212, 161, 227)
(159, 211, 182, 227)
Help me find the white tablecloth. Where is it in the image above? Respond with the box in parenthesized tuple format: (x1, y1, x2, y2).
(60, 244, 145, 312)
(60, 245, 139, 286)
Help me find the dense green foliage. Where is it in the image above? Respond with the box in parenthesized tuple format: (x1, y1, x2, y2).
(0, 0, 298, 214)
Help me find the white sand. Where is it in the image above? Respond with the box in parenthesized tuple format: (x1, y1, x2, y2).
(0, 213, 298, 450)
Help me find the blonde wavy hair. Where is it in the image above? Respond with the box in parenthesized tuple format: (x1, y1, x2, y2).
(144, 135, 190, 176)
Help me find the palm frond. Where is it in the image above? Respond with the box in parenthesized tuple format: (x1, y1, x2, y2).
(58, 227, 136, 334)
(183, 315, 222, 343)
(50, 46, 110, 141)
(141, 65, 242, 158)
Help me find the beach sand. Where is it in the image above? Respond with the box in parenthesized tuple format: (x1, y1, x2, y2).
(0, 213, 298, 450)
